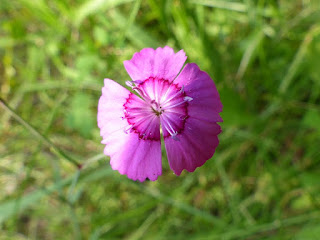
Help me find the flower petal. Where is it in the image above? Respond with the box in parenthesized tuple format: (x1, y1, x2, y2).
(123, 46, 187, 82)
(174, 63, 223, 122)
(98, 79, 162, 181)
(105, 133, 162, 182)
(163, 63, 223, 175)
(164, 118, 221, 175)
(124, 92, 161, 141)
(98, 79, 130, 134)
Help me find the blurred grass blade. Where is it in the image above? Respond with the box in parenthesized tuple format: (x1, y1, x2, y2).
(302, 109, 320, 133)
(127, 211, 158, 240)
(278, 7, 317, 39)
(109, 10, 160, 48)
(190, 0, 247, 12)
(118, 0, 142, 45)
(144, 186, 226, 227)
(0, 38, 18, 48)
(0, 174, 72, 224)
(215, 158, 240, 224)
(295, 224, 320, 240)
(73, 0, 134, 26)
(214, 211, 320, 240)
(19, 81, 101, 92)
(279, 24, 320, 94)
(82, 153, 106, 169)
(0, 98, 81, 168)
(68, 170, 81, 202)
(65, 93, 95, 137)
(0, 167, 112, 224)
(219, 87, 254, 126)
(17, 0, 62, 31)
(236, 30, 264, 81)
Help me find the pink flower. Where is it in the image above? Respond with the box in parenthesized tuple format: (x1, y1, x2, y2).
(97, 46, 223, 182)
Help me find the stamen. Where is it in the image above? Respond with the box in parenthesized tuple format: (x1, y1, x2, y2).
(150, 100, 162, 113)
(133, 87, 151, 101)
(138, 115, 157, 140)
(167, 121, 175, 133)
(161, 88, 184, 105)
(140, 133, 146, 140)
(162, 118, 179, 141)
(163, 95, 193, 109)
(171, 132, 180, 141)
(166, 126, 179, 141)
(133, 80, 144, 85)
(126, 80, 144, 88)
(124, 78, 189, 141)
(126, 114, 157, 139)
(125, 81, 134, 88)
(126, 80, 152, 102)
(184, 96, 193, 102)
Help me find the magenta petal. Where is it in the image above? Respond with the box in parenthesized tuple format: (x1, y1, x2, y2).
(164, 118, 221, 175)
(106, 134, 162, 182)
(98, 79, 162, 181)
(163, 63, 223, 175)
(175, 63, 223, 122)
(153, 46, 187, 81)
(97, 79, 130, 135)
(123, 46, 187, 82)
(123, 48, 155, 82)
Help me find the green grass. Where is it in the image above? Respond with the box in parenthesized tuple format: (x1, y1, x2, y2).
(1, 0, 320, 239)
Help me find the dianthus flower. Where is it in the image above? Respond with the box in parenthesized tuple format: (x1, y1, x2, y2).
(97, 46, 222, 181)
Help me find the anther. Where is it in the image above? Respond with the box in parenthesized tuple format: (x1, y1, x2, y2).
(163, 95, 193, 109)
(184, 96, 193, 102)
(132, 87, 151, 101)
(133, 80, 144, 84)
(170, 131, 180, 141)
(125, 81, 134, 88)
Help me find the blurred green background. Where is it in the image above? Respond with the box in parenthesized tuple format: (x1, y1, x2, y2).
(1, 0, 320, 239)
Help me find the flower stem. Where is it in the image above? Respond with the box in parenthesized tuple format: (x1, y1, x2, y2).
(0, 97, 82, 169)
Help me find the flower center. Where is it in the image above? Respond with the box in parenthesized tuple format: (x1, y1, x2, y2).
(123, 77, 192, 140)
(150, 100, 163, 116)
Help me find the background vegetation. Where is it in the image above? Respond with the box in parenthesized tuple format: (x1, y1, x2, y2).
(1, 0, 320, 239)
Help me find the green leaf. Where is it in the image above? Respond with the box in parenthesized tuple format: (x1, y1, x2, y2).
(219, 87, 254, 126)
(291, 194, 312, 210)
(65, 93, 95, 137)
(0, 167, 112, 224)
(0, 179, 69, 224)
(93, 26, 110, 45)
(303, 109, 320, 133)
(190, 0, 247, 12)
(73, 0, 134, 26)
(75, 54, 104, 82)
(294, 224, 320, 240)
(307, 35, 320, 84)
(109, 10, 160, 48)
(300, 172, 320, 188)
